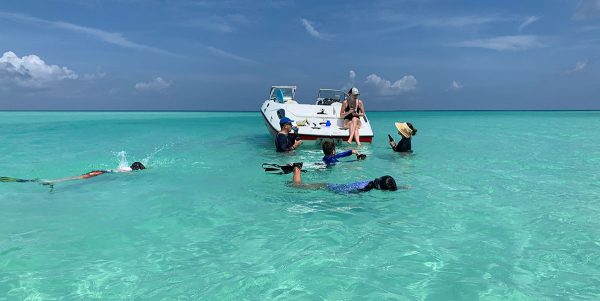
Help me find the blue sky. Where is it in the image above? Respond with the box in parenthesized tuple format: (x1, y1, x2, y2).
(1, 0, 599, 110)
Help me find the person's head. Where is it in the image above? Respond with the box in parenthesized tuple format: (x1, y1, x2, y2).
(348, 87, 360, 99)
(322, 141, 336, 156)
(279, 117, 294, 132)
(395, 122, 415, 138)
(374, 175, 397, 191)
(130, 162, 145, 170)
(407, 122, 417, 136)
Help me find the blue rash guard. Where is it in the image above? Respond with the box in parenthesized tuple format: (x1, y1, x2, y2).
(322, 150, 353, 165)
(326, 180, 372, 194)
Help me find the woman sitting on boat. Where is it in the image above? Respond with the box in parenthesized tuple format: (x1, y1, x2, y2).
(340, 87, 366, 146)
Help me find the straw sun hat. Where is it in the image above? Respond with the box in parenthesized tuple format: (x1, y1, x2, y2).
(395, 122, 413, 138)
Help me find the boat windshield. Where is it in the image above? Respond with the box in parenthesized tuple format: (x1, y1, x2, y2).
(316, 89, 346, 105)
(270, 87, 295, 103)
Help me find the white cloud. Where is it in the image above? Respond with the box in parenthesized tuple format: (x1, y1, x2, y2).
(205, 46, 256, 64)
(365, 73, 417, 96)
(574, 0, 600, 20)
(184, 14, 248, 33)
(301, 18, 332, 40)
(0, 11, 181, 57)
(135, 77, 172, 92)
(450, 80, 464, 91)
(342, 70, 357, 91)
(518, 16, 540, 32)
(0, 51, 78, 88)
(379, 13, 510, 29)
(566, 60, 589, 74)
(83, 72, 106, 80)
(451, 35, 544, 51)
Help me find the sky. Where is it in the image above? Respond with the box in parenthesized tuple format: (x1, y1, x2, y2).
(1, 0, 600, 110)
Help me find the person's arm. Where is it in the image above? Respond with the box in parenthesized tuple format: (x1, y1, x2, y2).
(293, 165, 302, 184)
(291, 139, 303, 150)
(291, 166, 325, 189)
(340, 101, 354, 118)
(358, 100, 366, 117)
(340, 101, 347, 118)
(334, 150, 354, 159)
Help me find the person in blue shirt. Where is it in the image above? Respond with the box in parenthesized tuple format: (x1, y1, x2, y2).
(287, 163, 399, 193)
(275, 117, 303, 152)
(321, 141, 366, 165)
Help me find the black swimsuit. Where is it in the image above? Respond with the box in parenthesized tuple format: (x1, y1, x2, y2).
(344, 100, 361, 120)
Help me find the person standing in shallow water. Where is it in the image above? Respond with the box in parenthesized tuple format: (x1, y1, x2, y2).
(340, 87, 366, 146)
(389, 122, 417, 152)
(275, 117, 303, 152)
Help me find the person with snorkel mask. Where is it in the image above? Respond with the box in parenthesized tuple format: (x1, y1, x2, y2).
(265, 163, 402, 193)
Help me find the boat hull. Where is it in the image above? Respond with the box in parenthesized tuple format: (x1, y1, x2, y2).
(260, 100, 374, 144)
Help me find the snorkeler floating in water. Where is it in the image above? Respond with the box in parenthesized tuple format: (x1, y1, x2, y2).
(263, 162, 402, 193)
(290, 163, 400, 193)
(1, 162, 145, 189)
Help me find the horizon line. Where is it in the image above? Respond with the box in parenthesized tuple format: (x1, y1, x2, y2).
(1, 109, 600, 113)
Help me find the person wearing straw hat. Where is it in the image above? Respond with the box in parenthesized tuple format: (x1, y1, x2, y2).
(388, 122, 417, 152)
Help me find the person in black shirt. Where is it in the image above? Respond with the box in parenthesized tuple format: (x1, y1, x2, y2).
(389, 122, 417, 152)
(275, 117, 303, 152)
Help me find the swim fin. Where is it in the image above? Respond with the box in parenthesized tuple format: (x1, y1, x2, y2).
(262, 162, 305, 174)
(1, 176, 38, 183)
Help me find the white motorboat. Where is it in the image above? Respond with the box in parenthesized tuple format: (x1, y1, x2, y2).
(260, 86, 374, 143)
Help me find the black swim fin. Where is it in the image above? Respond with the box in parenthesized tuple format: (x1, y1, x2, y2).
(262, 162, 305, 174)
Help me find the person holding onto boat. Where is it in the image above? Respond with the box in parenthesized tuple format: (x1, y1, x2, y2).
(275, 117, 303, 152)
(389, 122, 417, 152)
(288, 163, 399, 193)
(321, 141, 366, 165)
(340, 87, 366, 146)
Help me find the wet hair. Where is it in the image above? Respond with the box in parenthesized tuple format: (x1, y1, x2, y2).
(358, 175, 397, 192)
(373, 175, 397, 191)
(322, 141, 336, 156)
(130, 162, 146, 170)
(407, 122, 417, 136)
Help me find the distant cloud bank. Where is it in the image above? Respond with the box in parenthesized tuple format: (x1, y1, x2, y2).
(0, 51, 78, 88)
(135, 77, 172, 92)
(365, 73, 417, 95)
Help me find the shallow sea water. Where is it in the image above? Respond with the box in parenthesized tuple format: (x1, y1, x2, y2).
(1, 111, 599, 300)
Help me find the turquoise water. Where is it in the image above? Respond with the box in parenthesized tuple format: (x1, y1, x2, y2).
(1, 111, 600, 300)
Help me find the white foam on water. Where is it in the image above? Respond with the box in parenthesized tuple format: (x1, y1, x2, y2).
(115, 151, 129, 170)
